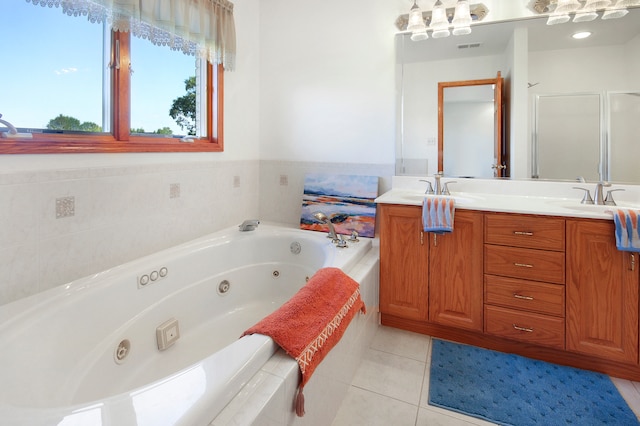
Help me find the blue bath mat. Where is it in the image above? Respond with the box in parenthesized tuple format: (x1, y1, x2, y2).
(428, 339, 639, 425)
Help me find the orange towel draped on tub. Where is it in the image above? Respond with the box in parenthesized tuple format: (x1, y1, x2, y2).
(241, 267, 366, 417)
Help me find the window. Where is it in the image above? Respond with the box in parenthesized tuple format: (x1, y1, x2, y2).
(0, 1, 223, 154)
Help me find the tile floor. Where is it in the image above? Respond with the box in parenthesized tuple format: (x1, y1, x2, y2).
(332, 325, 640, 426)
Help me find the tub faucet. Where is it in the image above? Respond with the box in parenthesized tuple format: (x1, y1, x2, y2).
(312, 212, 340, 243)
(239, 219, 260, 231)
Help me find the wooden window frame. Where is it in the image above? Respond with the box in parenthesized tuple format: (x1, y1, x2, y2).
(0, 31, 223, 155)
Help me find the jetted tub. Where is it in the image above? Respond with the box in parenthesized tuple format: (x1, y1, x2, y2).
(0, 224, 374, 425)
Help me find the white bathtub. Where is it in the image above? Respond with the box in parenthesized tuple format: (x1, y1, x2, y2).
(0, 224, 377, 426)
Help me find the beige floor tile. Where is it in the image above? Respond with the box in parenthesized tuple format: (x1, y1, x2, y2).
(336, 325, 640, 426)
(417, 407, 498, 426)
(611, 377, 640, 420)
(370, 325, 431, 362)
(332, 386, 418, 426)
(350, 347, 426, 405)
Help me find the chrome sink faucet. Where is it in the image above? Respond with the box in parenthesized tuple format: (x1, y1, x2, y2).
(434, 172, 442, 195)
(573, 180, 624, 206)
(593, 181, 611, 205)
(420, 172, 455, 195)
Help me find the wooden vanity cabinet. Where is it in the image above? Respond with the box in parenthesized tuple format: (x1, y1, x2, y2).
(429, 210, 484, 331)
(379, 205, 484, 330)
(566, 219, 639, 364)
(379, 204, 640, 380)
(379, 204, 429, 321)
(483, 213, 566, 350)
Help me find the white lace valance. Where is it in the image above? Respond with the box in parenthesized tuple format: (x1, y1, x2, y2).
(26, 0, 236, 71)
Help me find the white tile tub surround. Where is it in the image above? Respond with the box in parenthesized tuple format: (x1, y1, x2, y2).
(0, 160, 259, 306)
(258, 160, 395, 228)
(0, 158, 393, 306)
(211, 247, 380, 426)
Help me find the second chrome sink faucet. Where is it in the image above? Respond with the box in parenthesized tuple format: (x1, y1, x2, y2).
(573, 178, 624, 206)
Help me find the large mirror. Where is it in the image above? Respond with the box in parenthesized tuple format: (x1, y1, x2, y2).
(396, 7, 640, 183)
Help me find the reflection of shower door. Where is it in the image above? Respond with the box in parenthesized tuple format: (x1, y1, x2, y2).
(608, 92, 640, 183)
(532, 93, 601, 181)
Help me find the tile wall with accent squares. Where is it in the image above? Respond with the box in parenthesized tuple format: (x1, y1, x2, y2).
(0, 160, 259, 305)
(0, 159, 394, 306)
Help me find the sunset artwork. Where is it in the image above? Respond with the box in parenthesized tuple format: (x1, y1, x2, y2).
(300, 174, 379, 238)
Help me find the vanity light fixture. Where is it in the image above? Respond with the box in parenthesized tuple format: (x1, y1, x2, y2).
(396, 1, 486, 41)
(430, 0, 451, 38)
(601, 0, 632, 19)
(555, 0, 583, 13)
(547, 12, 572, 24)
(452, 0, 473, 35)
(537, 0, 633, 25)
(546, 0, 580, 24)
(573, 0, 604, 22)
(407, 0, 429, 41)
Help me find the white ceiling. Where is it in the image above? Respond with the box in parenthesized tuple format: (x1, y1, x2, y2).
(398, 6, 640, 63)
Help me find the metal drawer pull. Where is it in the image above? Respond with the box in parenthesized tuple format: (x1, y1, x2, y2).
(513, 293, 534, 301)
(514, 263, 533, 268)
(513, 324, 533, 333)
(514, 231, 534, 236)
(631, 254, 636, 272)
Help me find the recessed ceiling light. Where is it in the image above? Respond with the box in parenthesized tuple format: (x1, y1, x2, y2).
(572, 31, 592, 39)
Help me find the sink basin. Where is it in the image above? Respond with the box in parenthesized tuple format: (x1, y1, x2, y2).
(551, 200, 640, 214)
(397, 193, 479, 206)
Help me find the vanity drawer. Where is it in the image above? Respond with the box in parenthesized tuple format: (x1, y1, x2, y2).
(484, 214, 565, 251)
(484, 275, 565, 317)
(484, 305, 565, 350)
(484, 244, 565, 284)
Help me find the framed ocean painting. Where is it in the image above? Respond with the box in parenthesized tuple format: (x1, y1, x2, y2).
(300, 174, 379, 238)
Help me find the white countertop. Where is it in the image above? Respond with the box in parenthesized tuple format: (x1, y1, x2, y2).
(374, 177, 640, 220)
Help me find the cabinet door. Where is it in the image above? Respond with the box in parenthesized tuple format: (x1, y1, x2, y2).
(379, 205, 429, 321)
(429, 210, 484, 331)
(566, 220, 639, 364)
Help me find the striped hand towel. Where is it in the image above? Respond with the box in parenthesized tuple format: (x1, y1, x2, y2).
(613, 209, 640, 252)
(422, 196, 455, 233)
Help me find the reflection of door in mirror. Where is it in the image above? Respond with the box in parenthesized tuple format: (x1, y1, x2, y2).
(438, 72, 504, 178)
(533, 93, 601, 181)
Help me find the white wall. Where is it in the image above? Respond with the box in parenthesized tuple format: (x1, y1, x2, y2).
(257, 0, 399, 165)
(507, 26, 529, 180)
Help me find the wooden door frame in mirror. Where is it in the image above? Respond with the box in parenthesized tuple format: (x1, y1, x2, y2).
(438, 71, 504, 176)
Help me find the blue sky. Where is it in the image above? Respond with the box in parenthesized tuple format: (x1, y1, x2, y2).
(0, 0, 197, 134)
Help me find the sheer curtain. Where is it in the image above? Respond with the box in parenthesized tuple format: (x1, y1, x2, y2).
(26, 0, 236, 70)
